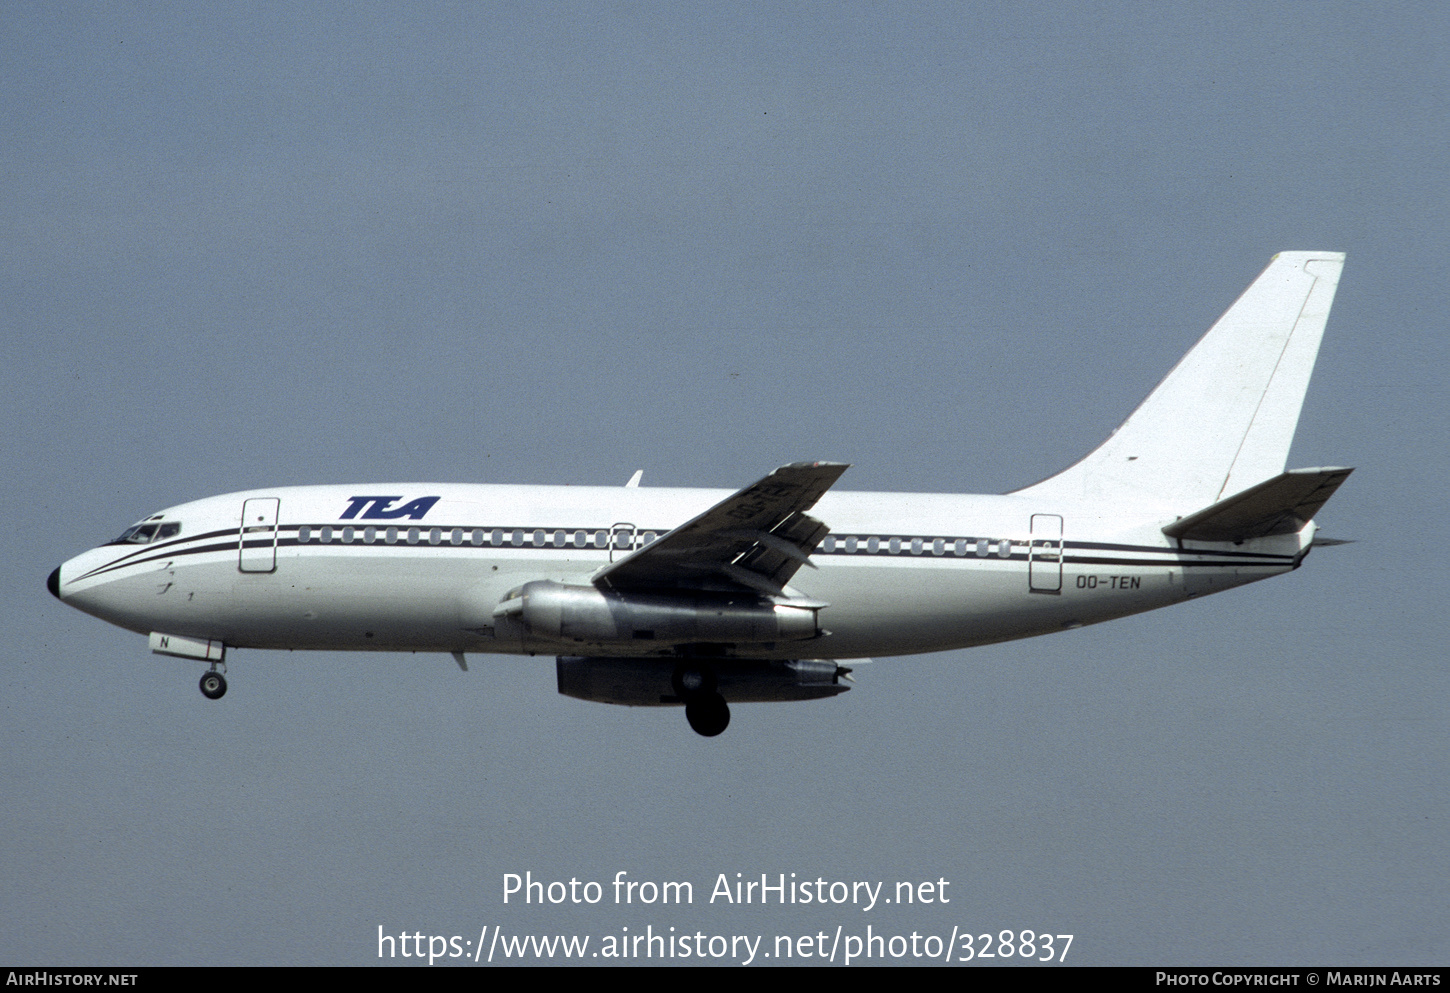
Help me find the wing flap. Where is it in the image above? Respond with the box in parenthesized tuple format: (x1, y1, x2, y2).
(1162, 467, 1353, 543)
(594, 462, 848, 594)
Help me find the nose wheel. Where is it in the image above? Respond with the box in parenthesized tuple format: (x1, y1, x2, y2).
(199, 668, 227, 700)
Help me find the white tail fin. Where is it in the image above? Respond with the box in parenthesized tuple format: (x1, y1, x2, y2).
(1018, 252, 1346, 509)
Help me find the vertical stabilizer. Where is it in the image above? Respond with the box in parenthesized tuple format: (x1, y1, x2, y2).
(1017, 252, 1345, 509)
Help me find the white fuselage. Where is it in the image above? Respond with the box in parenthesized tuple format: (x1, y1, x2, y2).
(54, 482, 1310, 661)
(48, 252, 1346, 736)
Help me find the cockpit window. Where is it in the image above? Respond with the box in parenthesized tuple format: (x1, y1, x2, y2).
(109, 521, 182, 545)
(117, 524, 158, 544)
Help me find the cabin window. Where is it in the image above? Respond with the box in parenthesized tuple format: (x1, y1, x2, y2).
(932, 538, 946, 556)
(429, 528, 442, 545)
(954, 539, 967, 556)
(385, 527, 398, 544)
(364, 527, 376, 544)
(298, 526, 311, 543)
(471, 529, 484, 546)
(342, 527, 355, 543)
(406, 527, 420, 544)
(845, 536, 858, 553)
(321, 526, 334, 544)
(997, 539, 1011, 559)
(866, 536, 880, 553)
(888, 537, 901, 554)
(911, 538, 924, 555)
(975, 539, 989, 557)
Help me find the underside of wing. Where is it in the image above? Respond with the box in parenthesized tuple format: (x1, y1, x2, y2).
(593, 462, 849, 596)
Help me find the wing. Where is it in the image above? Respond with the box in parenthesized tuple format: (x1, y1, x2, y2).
(593, 462, 849, 596)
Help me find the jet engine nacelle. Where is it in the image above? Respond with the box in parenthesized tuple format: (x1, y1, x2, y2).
(494, 580, 819, 646)
(556, 656, 851, 706)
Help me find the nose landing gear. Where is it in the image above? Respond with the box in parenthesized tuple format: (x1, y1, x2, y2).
(199, 665, 227, 700)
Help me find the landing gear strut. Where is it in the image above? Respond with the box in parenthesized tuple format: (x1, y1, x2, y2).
(674, 662, 730, 737)
(199, 665, 227, 700)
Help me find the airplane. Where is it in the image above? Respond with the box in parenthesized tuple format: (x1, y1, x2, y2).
(49, 252, 1351, 736)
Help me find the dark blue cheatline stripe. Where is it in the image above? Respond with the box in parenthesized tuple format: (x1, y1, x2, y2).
(71, 522, 1297, 584)
(78, 526, 241, 577)
(1068, 539, 1295, 561)
(72, 540, 245, 582)
(1066, 555, 1284, 570)
(73, 524, 646, 582)
(813, 534, 1292, 564)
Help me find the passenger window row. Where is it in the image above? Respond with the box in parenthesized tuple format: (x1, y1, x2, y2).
(819, 534, 1015, 558)
(288, 524, 1016, 559)
(295, 526, 662, 549)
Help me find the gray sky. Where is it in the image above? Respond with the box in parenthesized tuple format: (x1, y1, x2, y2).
(4, 2, 1445, 966)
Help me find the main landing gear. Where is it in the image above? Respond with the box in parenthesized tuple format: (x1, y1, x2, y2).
(674, 663, 730, 737)
(199, 664, 227, 700)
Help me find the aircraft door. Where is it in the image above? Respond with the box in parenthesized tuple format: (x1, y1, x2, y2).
(239, 498, 280, 573)
(1029, 514, 1063, 594)
(609, 523, 636, 562)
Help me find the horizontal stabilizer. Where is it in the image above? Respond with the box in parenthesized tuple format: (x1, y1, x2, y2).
(1162, 467, 1353, 543)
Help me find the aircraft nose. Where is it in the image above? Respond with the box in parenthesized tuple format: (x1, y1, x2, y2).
(47, 566, 61, 599)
